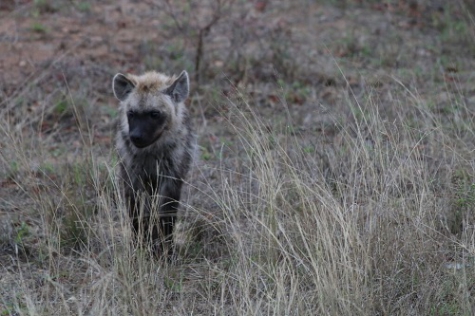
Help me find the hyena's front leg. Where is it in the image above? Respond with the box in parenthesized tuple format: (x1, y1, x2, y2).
(125, 187, 142, 245)
(159, 180, 183, 260)
(126, 187, 158, 252)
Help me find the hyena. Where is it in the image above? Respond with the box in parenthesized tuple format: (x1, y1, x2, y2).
(112, 70, 195, 259)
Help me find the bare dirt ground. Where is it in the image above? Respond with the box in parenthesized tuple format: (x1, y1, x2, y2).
(2, 0, 475, 315)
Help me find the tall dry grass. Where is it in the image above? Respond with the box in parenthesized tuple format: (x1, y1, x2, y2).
(2, 72, 475, 315)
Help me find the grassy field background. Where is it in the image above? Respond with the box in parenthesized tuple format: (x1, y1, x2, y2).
(2, 0, 475, 315)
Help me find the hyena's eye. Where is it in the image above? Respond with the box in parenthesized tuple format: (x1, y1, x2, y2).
(127, 110, 135, 118)
(149, 111, 162, 119)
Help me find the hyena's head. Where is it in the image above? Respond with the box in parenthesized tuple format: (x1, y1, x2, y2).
(112, 70, 189, 149)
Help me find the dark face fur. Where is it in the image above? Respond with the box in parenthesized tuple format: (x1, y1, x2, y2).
(112, 70, 190, 149)
(127, 109, 168, 148)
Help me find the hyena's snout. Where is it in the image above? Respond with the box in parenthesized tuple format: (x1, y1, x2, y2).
(129, 130, 149, 148)
(128, 115, 165, 148)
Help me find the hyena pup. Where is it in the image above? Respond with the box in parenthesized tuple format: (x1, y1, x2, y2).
(112, 70, 195, 259)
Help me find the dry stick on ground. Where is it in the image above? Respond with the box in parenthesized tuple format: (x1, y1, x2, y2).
(194, 9, 221, 85)
(160, 0, 235, 85)
(161, 0, 185, 33)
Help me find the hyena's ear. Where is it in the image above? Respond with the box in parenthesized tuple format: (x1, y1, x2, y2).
(113, 73, 135, 101)
(165, 71, 189, 103)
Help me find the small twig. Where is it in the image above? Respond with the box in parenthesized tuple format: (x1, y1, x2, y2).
(194, 0, 228, 84)
(163, 0, 185, 33)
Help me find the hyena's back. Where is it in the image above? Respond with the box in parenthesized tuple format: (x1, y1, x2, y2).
(112, 70, 196, 259)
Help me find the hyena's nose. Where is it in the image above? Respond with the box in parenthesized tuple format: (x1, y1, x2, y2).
(130, 135, 141, 143)
(129, 133, 148, 148)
